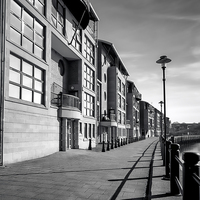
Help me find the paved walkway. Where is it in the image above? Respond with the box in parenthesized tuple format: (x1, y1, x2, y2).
(0, 138, 182, 200)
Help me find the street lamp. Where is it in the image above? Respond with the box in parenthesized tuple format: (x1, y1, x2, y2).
(156, 55, 171, 179)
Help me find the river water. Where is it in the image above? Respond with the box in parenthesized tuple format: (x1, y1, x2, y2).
(180, 142, 200, 154)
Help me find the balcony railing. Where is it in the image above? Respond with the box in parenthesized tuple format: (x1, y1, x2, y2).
(61, 93, 80, 110)
(101, 113, 116, 121)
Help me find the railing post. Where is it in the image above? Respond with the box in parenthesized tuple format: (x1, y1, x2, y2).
(170, 143, 180, 195)
(162, 140, 171, 179)
(160, 137, 165, 165)
(171, 136, 174, 143)
(183, 152, 200, 200)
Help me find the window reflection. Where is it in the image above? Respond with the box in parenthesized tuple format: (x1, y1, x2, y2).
(10, 0, 45, 59)
(9, 54, 44, 105)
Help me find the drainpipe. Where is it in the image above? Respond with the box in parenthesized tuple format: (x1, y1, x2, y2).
(0, 0, 5, 166)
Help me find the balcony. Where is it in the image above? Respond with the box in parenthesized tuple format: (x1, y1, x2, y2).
(58, 93, 81, 119)
(100, 113, 117, 127)
(136, 93, 142, 101)
(126, 120, 131, 129)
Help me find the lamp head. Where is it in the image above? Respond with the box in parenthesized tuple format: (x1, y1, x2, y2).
(156, 55, 171, 65)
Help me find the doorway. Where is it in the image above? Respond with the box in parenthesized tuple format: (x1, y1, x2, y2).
(59, 118, 66, 151)
(67, 120, 75, 149)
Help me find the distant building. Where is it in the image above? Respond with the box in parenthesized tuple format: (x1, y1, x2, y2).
(126, 80, 141, 140)
(140, 101, 167, 138)
(171, 122, 199, 135)
(97, 40, 129, 143)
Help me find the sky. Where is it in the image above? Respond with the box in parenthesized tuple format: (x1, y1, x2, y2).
(90, 0, 200, 123)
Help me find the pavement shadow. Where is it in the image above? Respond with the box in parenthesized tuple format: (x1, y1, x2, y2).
(0, 167, 129, 177)
(120, 193, 174, 200)
(109, 141, 158, 200)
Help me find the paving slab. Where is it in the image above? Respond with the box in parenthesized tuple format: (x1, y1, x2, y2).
(0, 138, 182, 200)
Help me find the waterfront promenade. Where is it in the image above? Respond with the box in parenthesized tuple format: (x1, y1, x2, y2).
(0, 138, 181, 200)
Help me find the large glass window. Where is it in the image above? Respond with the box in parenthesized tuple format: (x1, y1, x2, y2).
(84, 36, 95, 65)
(84, 64, 95, 91)
(9, 54, 44, 105)
(122, 98, 125, 110)
(92, 124, 95, 138)
(72, 22, 82, 52)
(87, 20, 95, 38)
(84, 123, 87, 138)
(118, 110, 121, 124)
(122, 83, 125, 96)
(122, 113, 125, 125)
(89, 124, 91, 138)
(51, 0, 65, 35)
(118, 94, 121, 108)
(118, 78, 121, 92)
(10, 0, 45, 59)
(27, 0, 45, 15)
(84, 93, 95, 117)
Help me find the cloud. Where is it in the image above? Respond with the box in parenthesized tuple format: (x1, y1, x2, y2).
(120, 52, 144, 59)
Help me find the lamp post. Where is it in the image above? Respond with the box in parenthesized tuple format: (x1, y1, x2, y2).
(156, 55, 171, 179)
(159, 101, 163, 138)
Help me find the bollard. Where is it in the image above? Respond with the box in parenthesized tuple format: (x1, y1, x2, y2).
(183, 152, 200, 200)
(121, 138, 123, 146)
(170, 143, 180, 195)
(107, 140, 110, 151)
(126, 138, 128, 145)
(171, 136, 174, 143)
(118, 138, 120, 147)
(115, 139, 117, 148)
(102, 141, 105, 152)
(88, 138, 92, 150)
(111, 138, 114, 149)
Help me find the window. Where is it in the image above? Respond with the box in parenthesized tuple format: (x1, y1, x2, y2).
(122, 98, 125, 110)
(89, 124, 91, 138)
(118, 78, 121, 92)
(10, 0, 45, 59)
(84, 93, 95, 117)
(9, 54, 44, 104)
(118, 110, 121, 124)
(72, 22, 82, 52)
(122, 83, 125, 96)
(84, 123, 87, 138)
(92, 124, 95, 138)
(87, 20, 95, 38)
(58, 60, 64, 76)
(27, 0, 45, 15)
(104, 73, 107, 82)
(118, 94, 121, 108)
(97, 84, 100, 102)
(84, 36, 95, 65)
(84, 64, 95, 91)
(122, 113, 125, 125)
(104, 92, 106, 101)
(79, 122, 82, 134)
(51, 0, 65, 35)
